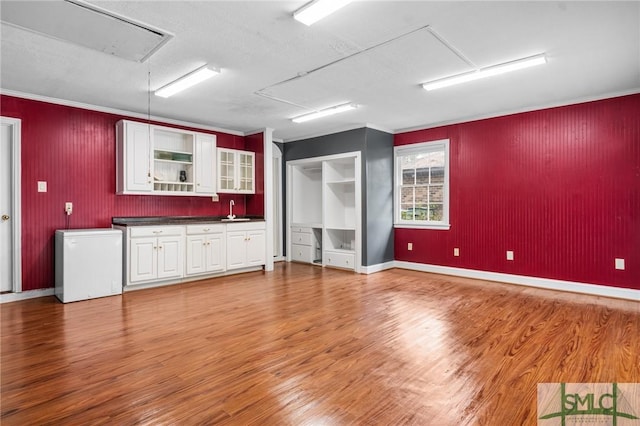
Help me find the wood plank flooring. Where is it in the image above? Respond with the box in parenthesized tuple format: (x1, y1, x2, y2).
(1, 263, 638, 425)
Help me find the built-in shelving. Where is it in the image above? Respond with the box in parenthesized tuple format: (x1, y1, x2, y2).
(116, 120, 217, 196)
(287, 152, 361, 272)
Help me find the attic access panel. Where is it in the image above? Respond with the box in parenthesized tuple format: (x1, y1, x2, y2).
(0, 0, 172, 62)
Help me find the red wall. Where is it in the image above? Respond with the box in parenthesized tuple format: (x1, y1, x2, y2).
(0, 95, 264, 291)
(394, 94, 639, 290)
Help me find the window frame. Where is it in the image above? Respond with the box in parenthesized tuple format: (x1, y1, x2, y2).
(394, 139, 450, 230)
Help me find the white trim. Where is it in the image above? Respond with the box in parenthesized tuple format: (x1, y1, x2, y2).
(1, 288, 53, 304)
(272, 143, 284, 259)
(394, 223, 451, 230)
(263, 128, 275, 272)
(361, 261, 395, 274)
(1, 116, 22, 293)
(0, 89, 245, 136)
(394, 139, 450, 229)
(394, 261, 640, 302)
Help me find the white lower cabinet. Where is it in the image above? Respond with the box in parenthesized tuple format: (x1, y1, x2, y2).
(186, 224, 226, 276)
(129, 226, 184, 283)
(116, 221, 265, 288)
(226, 222, 266, 270)
(324, 250, 355, 270)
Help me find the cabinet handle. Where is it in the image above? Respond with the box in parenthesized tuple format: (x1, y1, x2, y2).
(159, 245, 163, 250)
(153, 230, 163, 234)
(154, 246, 158, 250)
(203, 228, 210, 231)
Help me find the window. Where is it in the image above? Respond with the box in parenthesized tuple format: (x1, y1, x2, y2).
(394, 139, 450, 229)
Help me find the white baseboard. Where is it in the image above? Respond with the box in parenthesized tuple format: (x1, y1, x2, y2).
(361, 261, 395, 274)
(393, 261, 640, 301)
(1, 288, 55, 304)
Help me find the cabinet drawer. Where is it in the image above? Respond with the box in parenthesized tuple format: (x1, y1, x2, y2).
(130, 226, 184, 238)
(291, 232, 312, 246)
(186, 224, 225, 235)
(324, 251, 355, 270)
(226, 221, 265, 232)
(291, 226, 311, 234)
(291, 244, 314, 263)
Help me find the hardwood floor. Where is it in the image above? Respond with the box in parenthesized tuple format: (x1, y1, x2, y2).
(1, 263, 638, 425)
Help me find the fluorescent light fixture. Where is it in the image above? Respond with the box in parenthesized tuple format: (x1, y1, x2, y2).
(155, 65, 219, 98)
(293, 0, 353, 26)
(422, 54, 547, 91)
(292, 103, 358, 123)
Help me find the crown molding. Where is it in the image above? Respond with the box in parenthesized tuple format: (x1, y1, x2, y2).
(0, 89, 246, 136)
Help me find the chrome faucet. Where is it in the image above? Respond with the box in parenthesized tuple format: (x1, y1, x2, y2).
(228, 199, 235, 220)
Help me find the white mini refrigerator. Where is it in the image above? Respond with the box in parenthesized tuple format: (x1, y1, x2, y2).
(55, 229, 123, 303)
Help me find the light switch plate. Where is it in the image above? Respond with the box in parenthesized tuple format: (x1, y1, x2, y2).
(615, 258, 625, 270)
(407, 242, 413, 251)
(506, 250, 514, 261)
(37, 181, 47, 192)
(454, 248, 460, 257)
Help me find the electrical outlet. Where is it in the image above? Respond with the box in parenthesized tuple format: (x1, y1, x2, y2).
(615, 258, 625, 270)
(38, 181, 47, 192)
(407, 242, 413, 251)
(454, 248, 460, 257)
(65, 202, 73, 215)
(211, 194, 219, 202)
(506, 250, 514, 261)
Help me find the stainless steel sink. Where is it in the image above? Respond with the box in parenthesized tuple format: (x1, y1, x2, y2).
(221, 218, 251, 222)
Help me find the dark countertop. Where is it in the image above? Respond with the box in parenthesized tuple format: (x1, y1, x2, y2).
(112, 216, 265, 226)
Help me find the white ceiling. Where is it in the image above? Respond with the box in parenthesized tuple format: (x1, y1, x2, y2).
(1, 1, 638, 142)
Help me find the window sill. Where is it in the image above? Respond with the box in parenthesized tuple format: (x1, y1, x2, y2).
(394, 223, 451, 230)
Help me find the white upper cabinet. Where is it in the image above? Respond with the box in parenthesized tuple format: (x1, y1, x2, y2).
(116, 120, 152, 193)
(116, 120, 217, 197)
(194, 133, 217, 194)
(217, 148, 255, 194)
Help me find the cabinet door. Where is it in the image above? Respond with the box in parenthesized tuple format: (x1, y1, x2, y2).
(130, 237, 157, 282)
(195, 133, 216, 194)
(186, 235, 207, 276)
(217, 149, 236, 192)
(238, 151, 255, 193)
(124, 121, 152, 192)
(206, 233, 226, 272)
(157, 235, 183, 279)
(246, 230, 266, 266)
(226, 231, 247, 270)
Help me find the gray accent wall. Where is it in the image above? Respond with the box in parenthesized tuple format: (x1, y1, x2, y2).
(283, 127, 394, 267)
(363, 128, 394, 266)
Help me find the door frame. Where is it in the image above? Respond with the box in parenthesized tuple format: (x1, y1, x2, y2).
(272, 143, 284, 260)
(1, 116, 22, 293)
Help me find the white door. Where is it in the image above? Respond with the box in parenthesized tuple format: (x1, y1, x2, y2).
(125, 121, 152, 192)
(186, 235, 206, 275)
(246, 230, 266, 266)
(157, 236, 183, 279)
(1, 122, 12, 291)
(226, 231, 247, 270)
(206, 233, 225, 272)
(130, 237, 157, 282)
(195, 133, 216, 194)
(1, 118, 20, 293)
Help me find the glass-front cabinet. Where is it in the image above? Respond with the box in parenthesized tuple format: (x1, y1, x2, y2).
(217, 148, 255, 194)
